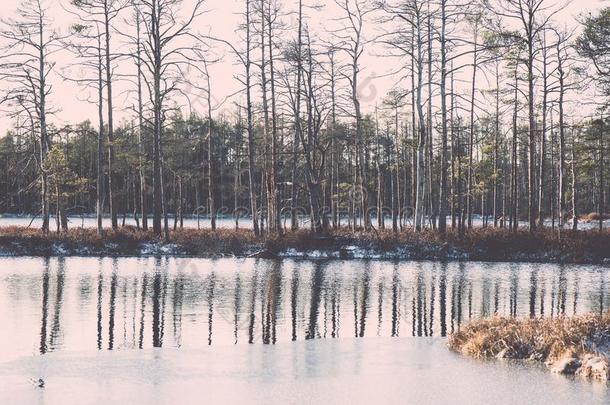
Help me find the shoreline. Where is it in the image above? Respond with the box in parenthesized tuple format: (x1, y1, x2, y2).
(0, 226, 608, 264)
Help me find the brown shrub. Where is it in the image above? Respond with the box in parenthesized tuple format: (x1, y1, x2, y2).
(448, 314, 610, 362)
(171, 228, 259, 255)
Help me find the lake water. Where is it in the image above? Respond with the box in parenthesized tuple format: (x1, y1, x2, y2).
(1, 257, 610, 404)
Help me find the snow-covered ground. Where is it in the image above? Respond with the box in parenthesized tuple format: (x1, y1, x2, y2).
(0, 213, 607, 231)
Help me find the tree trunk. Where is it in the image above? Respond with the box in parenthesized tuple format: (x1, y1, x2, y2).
(493, 60, 500, 227)
(527, 23, 537, 232)
(245, 0, 259, 236)
(466, 20, 478, 229)
(151, 0, 163, 236)
(426, 6, 435, 230)
(438, 0, 448, 233)
(266, 1, 281, 235)
(510, 64, 519, 231)
(571, 132, 578, 230)
(39, 22, 50, 234)
(96, 34, 105, 236)
(557, 45, 566, 228)
(538, 32, 549, 227)
(136, 10, 148, 231)
(599, 117, 605, 232)
(104, 0, 117, 229)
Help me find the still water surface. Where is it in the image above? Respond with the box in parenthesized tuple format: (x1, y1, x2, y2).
(2, 257, 610, 355)
(1, 257, 610, 404)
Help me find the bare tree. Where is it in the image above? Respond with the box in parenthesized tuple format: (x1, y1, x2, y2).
(0, 0, 65, 233)
(378, 0, 429, 231)
(485, 0, 568, 231)
(134, 4, 148, 230)
(466, 13, 482, 229)
(137, 0, 205, 238)
(62, 16, 106, 235)
(70, 0, 128, 229)
(548, 26, 575, 230)
(332, 0, 375, 230)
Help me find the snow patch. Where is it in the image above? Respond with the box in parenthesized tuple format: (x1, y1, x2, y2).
(139, 242, 183, 256)
(52, 243, 69, 255)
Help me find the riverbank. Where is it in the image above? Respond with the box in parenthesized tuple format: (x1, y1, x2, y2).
(0, 226, 608, 263)
(448, 314, 610, 380)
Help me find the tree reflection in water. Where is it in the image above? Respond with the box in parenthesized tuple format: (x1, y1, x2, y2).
(0, 257, 604, 355)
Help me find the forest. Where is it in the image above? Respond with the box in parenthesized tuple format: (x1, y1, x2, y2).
(0, 0, 608, 238)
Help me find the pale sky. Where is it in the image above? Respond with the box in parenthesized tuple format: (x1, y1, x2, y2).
(0, 0, 606, 135)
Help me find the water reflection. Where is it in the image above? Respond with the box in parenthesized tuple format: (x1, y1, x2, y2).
(97, 262, 103, 350)
(108, 260, 117, 350)
(1, 257, 610, 357)
(38, 258, 50, 354)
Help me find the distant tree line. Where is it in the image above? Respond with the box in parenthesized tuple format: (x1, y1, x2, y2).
(0, 0, 608, 236)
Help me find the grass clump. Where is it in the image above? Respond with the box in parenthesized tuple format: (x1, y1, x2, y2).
(448, 314, 610, 380)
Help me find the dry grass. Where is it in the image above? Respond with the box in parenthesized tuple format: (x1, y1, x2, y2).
(443, 227, 610, 262)
(0, 225, 608, 262)
(281, 227, 610, 263)
(581, 212, 610, 222)
(0, 226, 260, 255)
(171, 228, 259, 254)
(448, 315, 610, 361)
(0, 225, 150, 248)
